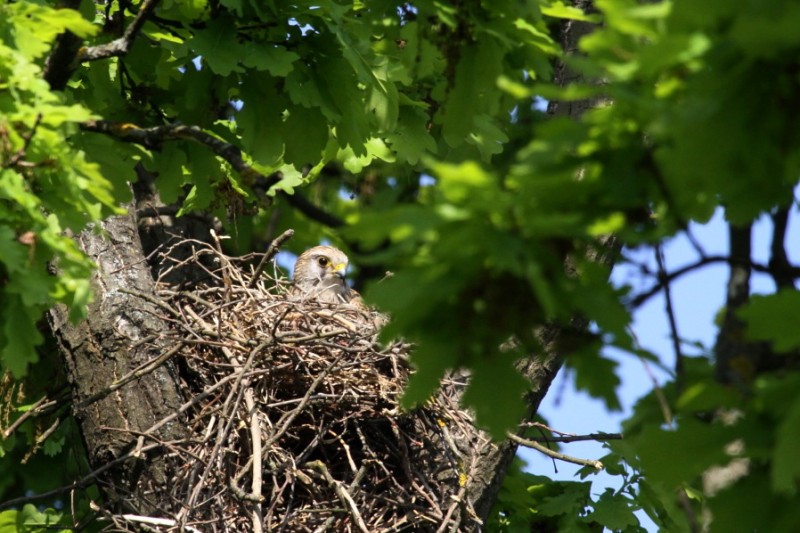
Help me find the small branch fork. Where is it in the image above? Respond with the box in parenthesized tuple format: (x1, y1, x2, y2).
(509, 423, 621, 470)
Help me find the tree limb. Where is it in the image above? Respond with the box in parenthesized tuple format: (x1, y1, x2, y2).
(629, 254, 800, 309)
(769, 207, 796, 290)
(42, 0, 83, 90)
(279, 191, 345, 228)
(81, 120, 283, 193)
(77, 0, 161, 62)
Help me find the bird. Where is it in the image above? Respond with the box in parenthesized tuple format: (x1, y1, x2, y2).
(291, 245, 360, 305)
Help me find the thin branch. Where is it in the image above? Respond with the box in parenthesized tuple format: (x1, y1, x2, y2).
(248, 229, 295, 288)
(521, 432, 622, 443)
(507, 433, 604, 470)
(0, 441, 163, 511)
(77, 0, 161, 62)
(629, 254, 800, 309)
(80, 120, 283, 192)
(656, 245, 685, 387)
(306, 460, 370, 533)
(1, 391, 67, 440)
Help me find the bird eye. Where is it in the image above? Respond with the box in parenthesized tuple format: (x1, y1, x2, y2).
(317, 257, 329, 267)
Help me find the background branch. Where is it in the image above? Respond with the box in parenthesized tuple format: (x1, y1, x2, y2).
(77, 0, 161, 62)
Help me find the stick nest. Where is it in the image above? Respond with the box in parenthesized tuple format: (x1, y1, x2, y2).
(116, 239, 483, 532)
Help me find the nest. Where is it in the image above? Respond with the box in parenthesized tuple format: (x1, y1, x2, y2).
(105, 238, 484, 532)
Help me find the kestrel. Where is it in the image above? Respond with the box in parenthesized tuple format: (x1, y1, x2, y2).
(291, 245, 359, 305)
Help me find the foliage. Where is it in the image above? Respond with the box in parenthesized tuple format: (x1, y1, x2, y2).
(0, 505, 70, 533)
(1, 0, 799, 530)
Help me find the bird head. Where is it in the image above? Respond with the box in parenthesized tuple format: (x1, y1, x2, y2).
(292, 246, 352, 303)
(294, 246, 349, 282)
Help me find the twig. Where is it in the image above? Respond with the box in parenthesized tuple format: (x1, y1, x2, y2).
(520, 432, 622, 443)
(1, 392, 66, 440)
(248, 229, 295, 288)
(656, 244, 685, 387)
(507, 433, 604, 470)
(245, 388, 265, 533)
(0, 441, 163, 511)
(112, 514, 201, 533)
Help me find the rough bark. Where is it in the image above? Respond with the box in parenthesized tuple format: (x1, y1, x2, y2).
(49, 211, 187, 513)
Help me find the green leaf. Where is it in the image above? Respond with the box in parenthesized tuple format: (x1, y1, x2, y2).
(636, 419, 733, 488)
(239, 76, 285, 166)
(462, 356, 529, 439)
(1, 296, 42, 378)
(337, 138, 395, 173)
(401, 342, 458, 408)
(150, 143, 187, 204)
(738, 290, 800, 351)
(386, 107, 436, 165)
(535, 482, 591, 516)
(191, 15, 243, 76)
(541, 1, 602, 22)
(567, 345, 622, 411)
(588, 489, 640, 529)
(242, 44, 300, 76)
(440, 41, 504, 148)
(282, 105, 329, 167)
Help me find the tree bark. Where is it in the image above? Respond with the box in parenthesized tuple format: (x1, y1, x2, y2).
(49, 211, 187, 513)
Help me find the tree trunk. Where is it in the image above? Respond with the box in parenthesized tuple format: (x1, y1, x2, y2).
(49, 210, 187, 513)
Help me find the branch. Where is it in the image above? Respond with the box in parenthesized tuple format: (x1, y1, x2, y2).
(42, 0, 83, 90)
(507, 433, 604, 470)
(248, 228, 295, 288)
(306, 460, 370, 533)
(628, 254, 800, 309)
(520, 432, 622, 443)
(656, 244, 685, 387)
(77, 0, 161, 62)
(0, 392, 66, 440)
(80, 120, 283, 192)
(769, 207, 796, 289)
(279, 190, 344, 228)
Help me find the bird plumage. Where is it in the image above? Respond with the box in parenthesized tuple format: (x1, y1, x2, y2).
(292, 245, 358, 305)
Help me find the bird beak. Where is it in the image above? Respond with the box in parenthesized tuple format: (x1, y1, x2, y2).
(331, 263, 347, 278)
